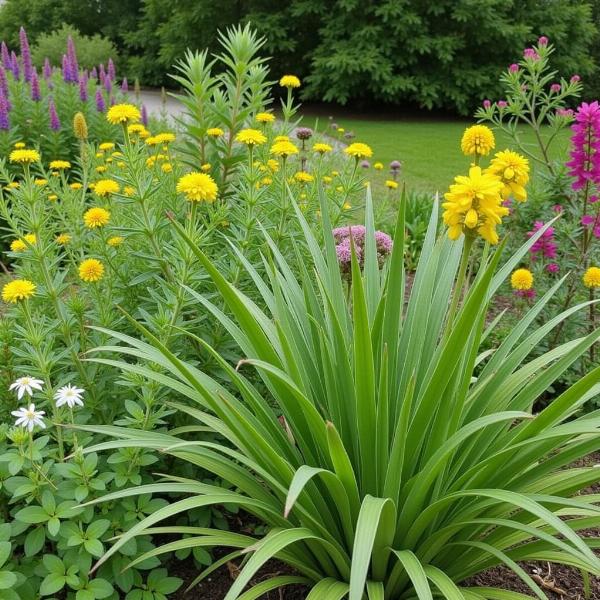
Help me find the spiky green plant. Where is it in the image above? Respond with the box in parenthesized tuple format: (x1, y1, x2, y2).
(78, 191, 600, 600)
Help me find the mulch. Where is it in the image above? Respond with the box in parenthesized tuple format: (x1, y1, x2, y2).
(168, 454, 600, 598)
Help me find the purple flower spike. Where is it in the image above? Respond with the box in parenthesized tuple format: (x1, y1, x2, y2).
(1, 42, 10, 70)
(121, 77, 128, 93)
(95, 88, 105, 112)
(66, 36, 78, 81)
(528, 221, 557, 260)
(79, 73, 88, 101)
(565, 101, 600, 191)
(0, 93, 10, 130)
(104, 77, 112, 95)
(30, 69, 41, 101)
(107, 58, 115, 81)
(99, 63, 106, 85)
(48, 97, 61, 130)
(62, 54, 70, 82)
(10, 51, 19, 79)
(91, 65, 98, 80)
(19, 27, 33, 83)
(0, 67, 8, 98)
(141, 104, 148, 126)
(43, 57, 52, 80)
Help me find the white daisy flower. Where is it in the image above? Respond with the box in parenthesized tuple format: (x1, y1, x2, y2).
(9, 376, 44, 400)
(54, 384, 85, 409)
(11, 404, 46, 431)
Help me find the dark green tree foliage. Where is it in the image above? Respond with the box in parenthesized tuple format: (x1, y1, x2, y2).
(0, 0, 596, 114)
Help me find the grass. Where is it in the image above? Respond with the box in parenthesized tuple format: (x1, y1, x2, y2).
(301, 111, 570, 193)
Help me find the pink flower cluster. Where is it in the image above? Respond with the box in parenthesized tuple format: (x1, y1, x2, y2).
(528, 221, 559, 274)
(565, 101, 600, 191)
(333, 225, 393, 273)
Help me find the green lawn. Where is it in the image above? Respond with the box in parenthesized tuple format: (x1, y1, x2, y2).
(301, 112, 570, 193)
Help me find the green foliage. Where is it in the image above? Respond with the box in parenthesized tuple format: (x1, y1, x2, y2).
(32, 25, 117, 70)
(4, 0, 595, 113)
(77, 192, 600, 598)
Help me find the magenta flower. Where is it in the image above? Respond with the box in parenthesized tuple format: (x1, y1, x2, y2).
(43, 57, 52, 80)
(546, 263, 559, 274)
(0, 67, 8, 99)
(48, 97, 61, 131)
(552, 204, 563, 213)
(483, 99, 491, 109)
(515, 289, 537, 299)
(19, 27, 33, 83)
(538, 36, 549, 46)
(523, 48, 540, 61)
(550, 83, 561, 93)
(90, 66, 98, 80)
(99, 63, 106, 85)
(1, 42, 10, 71)
(571, 75, 581, 83)
(528, 221, 557, 260)
(333, 225, 393, 273)
(66, 36, 78, 82)
(497, 100, 508, 108)
(582, 215, 595, 226)
(509, 63, 519, 73)
(107, 58, 115, 81)
(565, 101, 600, 191)
(78, 73, 88, 101)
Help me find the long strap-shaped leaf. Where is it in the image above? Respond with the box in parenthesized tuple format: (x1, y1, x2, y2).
(390, 550, 433, 600)
(305, 578, 349, 600)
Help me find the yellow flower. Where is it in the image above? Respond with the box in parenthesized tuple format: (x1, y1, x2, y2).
(107, 236, 124, 247)
(260, 176, 273, 186)
(294, 171, 314, 183)
(280, 75, 301, 88)
(34, 178, 48, 187)
(70, 182, 83, 190)
(2, 279, 36, 303)
(511, 268, 534, 290)
(123, 186, 135, 197)
(49, 160, 71, 170)
(155, 132, 176, 144)
(99, 142, 115, 152)
(10, 233, 36, 252)
(161, 163, 173, 173)
(344, 143, 373, 159)
(487, 150, 530, 202)
(128, 124, 148, 137)
(343, 202, 352, 210)
(256, 112, 276, 123)
(267, 159, 279, 172)
(10, 149, 40, 164)
(95, 166, 107, 173)
(79, 259, 104, 282)
(374, 162, 384, 170)
(56, 233, 71, 245)
(323, 175, 332, 184)
(107, 103, 141, 125)
(6, 182, 19, 189)
(385, 180, 398, 189)
(93, 179, 120, 197)
(14, 142, 25, 149)
(331, 170, 339, 177)
(274, 135, 290, 143)
(442, 165, 507, 244)
(48, 194, 58, 202)
(207, 127, 224, 137)
(583, 267, 600, 288)
(84, 207, 110, 229)
(235, 129, 267, 146)
(337, 128, 345, 134)
(312, 142, 332, 154)
(176, 172, 218, 203)
(270, 140, 299, 157)
(73, 112, 88, 140)
(461, 125, 495, 157)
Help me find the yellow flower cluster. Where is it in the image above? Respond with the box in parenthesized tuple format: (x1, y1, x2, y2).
(207, 127, 224, 137)
(9, 149, 40, 164)
(10, 234, 36, 252)
(443, 166, 508, 245)
(461, 125, 495, 157)
(280, 75, 301, 88)
(511, 268, 533, 290)
(236, 129, 267, 146)
(344, 143, 373, 159)
(270, 140, 299, 158)
(256, 112, 275, 123)
(84, 207, 111, 229)
(583, 267, 600, 288)
(49, 160, 71, 170)
(176, 172, 218, 203)
(93, 179, 120, 197)
(487, 150, 530, 202)
(2, 279, 36, 303)
(313, 142, 332, 154)
(106, 103, 141, 125)
(79, 259, 104, 282)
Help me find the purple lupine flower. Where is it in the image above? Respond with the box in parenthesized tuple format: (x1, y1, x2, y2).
(1, 42, 10, 71)
(78, 72, 88, 101)
(99, 63, 106, 85)
(528, 221, 557, 260)
(121, 77, 128, 93)
(104, 76, 112, 95)
(91, 65, 98, 80)
(109, 95, 115, 106)
(141, 104, 148, 126)
(19, 27, 33, 83)
(565, 101, 600, 191)
(66, 36, 78, 81)
(95, 88, 105, 112)
(43, 57, 52, 80)
(0, 93, 10, 130)
(107, 58, 115, 81)
(30, 69, 41, 101)
(9, 51, 19, 79)
(48, 97, 61, 130)
(62, 54, 70, 82)
(0, 66, 8, 99)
